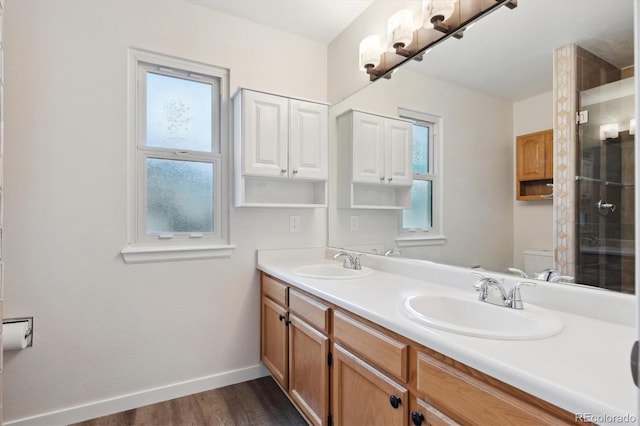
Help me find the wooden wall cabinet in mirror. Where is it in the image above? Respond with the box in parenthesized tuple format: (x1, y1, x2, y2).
(516, 129, 553, 201)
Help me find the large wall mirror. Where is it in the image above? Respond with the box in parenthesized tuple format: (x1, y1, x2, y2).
(328, 0, 635, 293)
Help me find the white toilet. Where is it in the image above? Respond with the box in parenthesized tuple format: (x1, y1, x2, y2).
(523, 250, 554, 277)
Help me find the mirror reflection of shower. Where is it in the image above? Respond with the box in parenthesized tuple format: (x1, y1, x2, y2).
(577, 73, 635, 293)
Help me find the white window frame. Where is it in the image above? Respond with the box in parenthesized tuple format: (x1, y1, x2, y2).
(121, 48, 234, 263)
(396, 108, 447, 247)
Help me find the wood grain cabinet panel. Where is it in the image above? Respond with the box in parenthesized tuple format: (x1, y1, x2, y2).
(289, 288, 330, 334)
(288, 314, 329, 426)
(410, 397, 460, 426)
(261, 296, 288, 390)
(415, 351, 572, 425)
(332, 344, 408, 426)
(333, 310, 408, 382)
(262, 274, 288, 306)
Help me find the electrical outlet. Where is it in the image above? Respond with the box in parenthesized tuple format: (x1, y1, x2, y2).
(350, 215, 359, 231)
(289, 215, 300, 232)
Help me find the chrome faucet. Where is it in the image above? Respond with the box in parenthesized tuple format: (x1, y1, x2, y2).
(332, 251, 363, 270)
(507, 267, 528, 278)
(384, 248, 401, 257)
(549, 275, 574, 283)
(472, 272, 536, 310)
(534, 268, 557, 281)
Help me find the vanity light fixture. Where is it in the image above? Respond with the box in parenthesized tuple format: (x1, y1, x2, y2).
(388, 9, 417, 57)
(359, 0, 518, 81)
(423, 0, 457, 35)
(599, 123, 619, 140)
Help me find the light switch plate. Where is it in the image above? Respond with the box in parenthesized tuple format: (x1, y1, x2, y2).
(289, 216, 300, 232)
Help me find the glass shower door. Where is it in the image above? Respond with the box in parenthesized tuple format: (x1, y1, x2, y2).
(576, 77, 635, 293)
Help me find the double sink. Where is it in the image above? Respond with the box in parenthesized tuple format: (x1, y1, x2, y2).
(292, 262, 563, 341)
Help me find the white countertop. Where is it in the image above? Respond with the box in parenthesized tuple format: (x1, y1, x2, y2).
(257, 248, 638, 425)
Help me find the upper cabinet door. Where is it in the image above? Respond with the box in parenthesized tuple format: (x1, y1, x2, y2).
(352, 111, 385, 183)
(385, 119, 413, 186)
(289, 100, 328, 180)
(516, 133, 546, 181)
(242, 90, 289, 177)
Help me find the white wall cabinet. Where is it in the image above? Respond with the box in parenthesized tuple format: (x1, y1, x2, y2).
(338, 110, 413, 209)
(234, 89, 328, 207)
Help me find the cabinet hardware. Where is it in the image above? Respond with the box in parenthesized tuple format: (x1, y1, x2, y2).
(631, 340, 638, 387)
(411, 411, 425, 426)
(388, 177, 393, 182)
(278, 314, 285, 321)
(380, 176, 385, 181)
(292, 169, 298, 174)
(389, 394, 402, 409)
(285, 319, 291, 326)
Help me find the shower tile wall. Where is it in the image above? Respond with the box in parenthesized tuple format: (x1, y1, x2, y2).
(576, 49, 635, 293)
(555, 44, 635, 293)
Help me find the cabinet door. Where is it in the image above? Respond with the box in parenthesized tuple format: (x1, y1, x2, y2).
(242, 90, 289, 177)
(410, 397, 460, 426)
(516, 133, 546, 181)
(261, 296, 288, 389)
(385, 119, 413, 186)
(289, 100, 328, 180)
(289, 314, 329, 426)
(332, 344, 408, 426)
(544, 130, 553, 179)
(352, 112, 385, 184)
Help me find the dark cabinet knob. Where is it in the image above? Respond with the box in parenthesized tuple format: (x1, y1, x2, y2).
(411, 411, 425, 426)
(278, 314, 285, 321)
(285, 319, 291, 326)
(389, 395, 402, 409)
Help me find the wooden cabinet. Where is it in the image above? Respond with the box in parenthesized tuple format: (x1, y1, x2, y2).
(260, 276, 330, 426)
(332, 344, 408, 426)
(233, 88, 328, 207)
(260, 275, 288, 389)
(337, 110, 413, 209)
(516, 129, 554, 200)
(260, 272, 584, 426)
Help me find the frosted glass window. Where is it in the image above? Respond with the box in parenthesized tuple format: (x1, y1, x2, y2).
(413, 124, 430, 174)
(146, 158, 214, 234)
(146, 72, 213, 152)
(403, 180, 432, 230)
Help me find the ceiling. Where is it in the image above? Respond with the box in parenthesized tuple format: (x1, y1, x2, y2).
(185, 0, 634, 101)
(184, 0, 374, 44)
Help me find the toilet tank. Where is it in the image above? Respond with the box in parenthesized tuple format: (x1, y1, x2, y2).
(523, 250, 553, 277)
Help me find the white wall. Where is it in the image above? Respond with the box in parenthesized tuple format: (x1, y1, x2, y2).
(3, 0, 327, 423)
(328, 68, 514, 272)
(512, 91, 554, 269)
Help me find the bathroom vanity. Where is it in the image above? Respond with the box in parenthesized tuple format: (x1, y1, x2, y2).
(257, 248, 637, 426)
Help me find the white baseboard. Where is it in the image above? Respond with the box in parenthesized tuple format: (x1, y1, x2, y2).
(5, 364, 269, 426)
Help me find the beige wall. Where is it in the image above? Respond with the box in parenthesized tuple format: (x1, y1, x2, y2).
(328, 68, 514, 272)
(512, 91, 554, 269)
(3, 0, 327, 423)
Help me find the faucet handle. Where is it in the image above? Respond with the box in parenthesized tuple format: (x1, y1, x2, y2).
(507, 267, 528, 278)
(508, 281, 536, 310)
(353, 254, 364, 270)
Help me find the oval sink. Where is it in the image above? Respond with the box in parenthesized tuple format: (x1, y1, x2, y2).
(292, 264, 374, 280)
(403, 294, 563, 340)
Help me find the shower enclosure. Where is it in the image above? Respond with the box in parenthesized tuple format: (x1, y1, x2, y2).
(576, 77, 635, 293)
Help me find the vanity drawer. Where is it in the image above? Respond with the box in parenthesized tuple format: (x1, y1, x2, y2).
(333, 310, 408, 382)
(261, 273, 288, 306)
(289, 288, 330, 334)
(415, 351, 573, 425)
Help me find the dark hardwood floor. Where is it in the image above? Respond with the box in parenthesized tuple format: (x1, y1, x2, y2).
(70, 376, 307, 426)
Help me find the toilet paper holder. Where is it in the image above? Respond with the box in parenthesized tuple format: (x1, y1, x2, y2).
(3, 317, 33, 348)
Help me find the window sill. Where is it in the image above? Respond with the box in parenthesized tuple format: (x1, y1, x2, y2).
(121, 244, 236, 264)
(395, 234, 447, 248)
